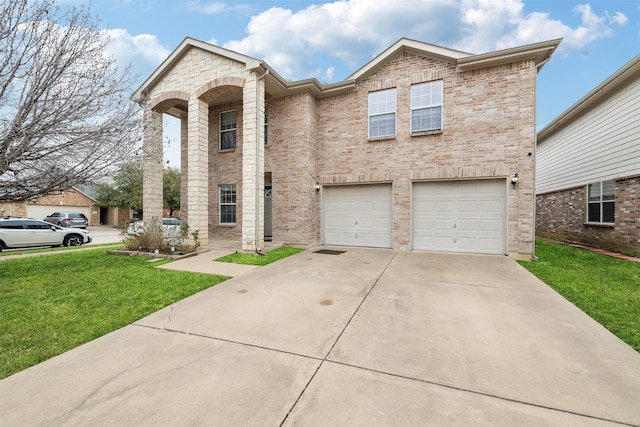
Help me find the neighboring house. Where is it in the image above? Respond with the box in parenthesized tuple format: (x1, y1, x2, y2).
(101, 206, 136, 227)
(536, 55, 640, 253)
(0, 187, 100, 225)
(133, 37, 560, 257)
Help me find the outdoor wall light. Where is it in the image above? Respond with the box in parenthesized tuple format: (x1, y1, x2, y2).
(511, 173, 519, 186)
(315, 182, 321, 192)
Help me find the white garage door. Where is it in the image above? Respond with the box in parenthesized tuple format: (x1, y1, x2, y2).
(27, 206, 91, 223)
(323, 184, 392, 248)
(413, 180, 505, 254)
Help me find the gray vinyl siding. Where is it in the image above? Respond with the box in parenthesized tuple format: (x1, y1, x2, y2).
(536, 76, 640, 194)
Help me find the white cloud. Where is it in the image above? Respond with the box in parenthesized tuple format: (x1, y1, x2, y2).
(496, 3, 622, 56)
(607, 11, 628, 25)
(185, 1, 226, 14)
(224, 0, 462, 78)
(102, 28, 170, 78)
(323, 66, 335, 82)
(222, 0, 627, 80)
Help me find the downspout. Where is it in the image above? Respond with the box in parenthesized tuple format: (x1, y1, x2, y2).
(255, 69, 270, 253)
(531, 54, 551, 260)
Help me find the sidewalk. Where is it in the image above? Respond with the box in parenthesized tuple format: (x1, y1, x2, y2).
(155, 249, 260, 277)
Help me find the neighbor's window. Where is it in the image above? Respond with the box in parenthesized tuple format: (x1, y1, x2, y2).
(368, 88, 396, 138)
(219, 184, 237, 224)
(411, 80, 442, 133)
(220, 110, 237, 150)
(587, 180, 615, 223)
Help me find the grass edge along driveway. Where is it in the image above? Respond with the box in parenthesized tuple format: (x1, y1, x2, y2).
(0, 248, 228, 379)
(518, 240, 640, 353)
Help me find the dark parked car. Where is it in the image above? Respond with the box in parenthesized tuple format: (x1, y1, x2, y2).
(43, 212, 89, 228)
(0, 217, 92, 252)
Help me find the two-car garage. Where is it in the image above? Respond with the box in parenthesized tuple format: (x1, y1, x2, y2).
(322, 179, 506, 254)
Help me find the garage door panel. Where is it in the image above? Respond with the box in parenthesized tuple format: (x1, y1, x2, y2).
(413, 180, 505, 254)
(479, 219, 502, 232)
(323, 184, 392, 248)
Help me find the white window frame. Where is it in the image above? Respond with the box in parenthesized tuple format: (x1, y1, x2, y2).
(219, 184, 237, 224)
(220, 110, 237, 150)
(587, 180, 615, 224)
(411, 80, 443, 133)
(368, 88, 396, 138)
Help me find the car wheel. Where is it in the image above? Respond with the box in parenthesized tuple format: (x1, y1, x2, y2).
(64, 235, 83, 247)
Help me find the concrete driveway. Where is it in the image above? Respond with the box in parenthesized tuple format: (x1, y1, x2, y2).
(2, 248, 639, 426)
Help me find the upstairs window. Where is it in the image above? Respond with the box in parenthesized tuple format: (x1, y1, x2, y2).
(587, 180, 615, 223)
(220, 110, 237, 150)
(411, 80, 442, 133)
(368, 88, 396, 138)
(219, 184, 237, 224)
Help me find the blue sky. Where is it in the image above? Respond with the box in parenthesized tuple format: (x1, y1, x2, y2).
(77, 0, 638, 166)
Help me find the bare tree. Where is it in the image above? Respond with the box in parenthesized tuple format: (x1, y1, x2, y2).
(0, 0, 140, 202)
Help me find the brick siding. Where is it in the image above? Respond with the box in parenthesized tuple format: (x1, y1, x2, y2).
(536, 176, 640, 252)
(1, 188, 100, 225)
(315, 53, 536, 252)
(141, 44, 539, 255)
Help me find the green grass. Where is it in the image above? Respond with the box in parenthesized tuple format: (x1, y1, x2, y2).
(0, 242, 123, 257)
(519, 240, 640, 352)
(216, 246, 304, 266)
(0, 249, 227, 379)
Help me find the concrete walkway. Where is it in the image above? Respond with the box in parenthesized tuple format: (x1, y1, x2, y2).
(1, 248, 639, 426)
(155, 249, 260, 277)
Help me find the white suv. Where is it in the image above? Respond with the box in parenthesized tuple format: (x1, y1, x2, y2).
(0, 217, 92, 252)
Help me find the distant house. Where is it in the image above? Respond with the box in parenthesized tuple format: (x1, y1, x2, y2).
(133, 37, 560, 257)
(0, 187, 100, 225)
(536, 55, 640, 253)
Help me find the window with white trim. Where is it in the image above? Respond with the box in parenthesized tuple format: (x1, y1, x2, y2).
(219, 184, 236, 224)
(411, 80, 442, 133)
(587, 180, 615, 223)
(368, 88, 396, 138)
(220, 110, 237, 150)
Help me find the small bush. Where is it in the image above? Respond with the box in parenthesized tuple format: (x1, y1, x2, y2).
(119, 217, 200, 255)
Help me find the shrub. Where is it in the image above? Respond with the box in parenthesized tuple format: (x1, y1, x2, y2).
(118, 217, 200, 255)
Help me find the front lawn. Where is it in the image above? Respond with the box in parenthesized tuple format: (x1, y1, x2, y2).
(216, 246, 304, 266)
(519, 240, 640, 352)
(0, 249, 227, 379)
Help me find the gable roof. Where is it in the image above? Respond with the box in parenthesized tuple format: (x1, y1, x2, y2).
(348, 37, 560, 81)
(347, 38, 471, 80)
(133, 37, 561, 102)
(538, 54, 640, 143)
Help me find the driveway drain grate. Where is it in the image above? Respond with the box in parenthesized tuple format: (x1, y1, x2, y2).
(314, 249, 346, 255)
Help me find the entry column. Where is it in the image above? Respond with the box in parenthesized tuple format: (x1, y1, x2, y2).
(142, 107, 163, 221)
(186, 97, 209, 245)
(241, 75, 265, 251)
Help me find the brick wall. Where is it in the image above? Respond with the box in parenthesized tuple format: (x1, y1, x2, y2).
(141, 45, 539, 255)
(103, 207, 134, 227)
(266, 92, 319, 246)
(0, 202, 26, 217)
(315, 52, 537, 253)
(537, 176, 640, 252)
(0, 189, 100, 225)
(208, 101, 244, 241)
